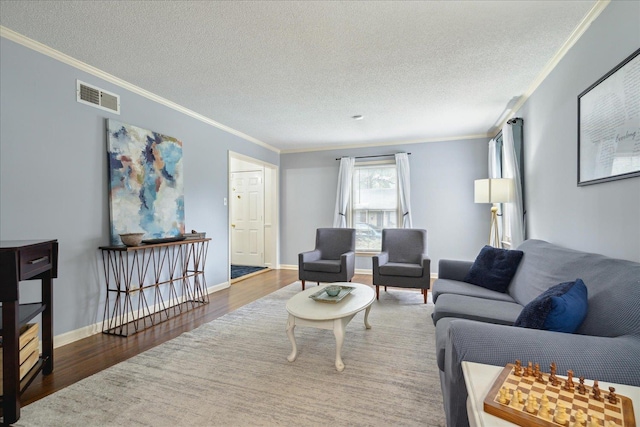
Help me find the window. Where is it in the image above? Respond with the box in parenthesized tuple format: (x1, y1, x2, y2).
(350, 162, 399, 252)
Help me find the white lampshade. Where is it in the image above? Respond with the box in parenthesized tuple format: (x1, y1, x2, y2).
(474, 178, 513, 203)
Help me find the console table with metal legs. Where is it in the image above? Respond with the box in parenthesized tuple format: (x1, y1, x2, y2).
(99, 238, 210, 337)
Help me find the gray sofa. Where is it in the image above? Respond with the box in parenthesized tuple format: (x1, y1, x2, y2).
(432, 239, 640, 427)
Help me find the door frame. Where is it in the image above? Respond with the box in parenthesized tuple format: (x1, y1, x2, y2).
(228, 151, 279, 284)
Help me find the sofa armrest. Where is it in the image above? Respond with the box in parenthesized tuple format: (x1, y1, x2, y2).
(446, 319, 640, 385)
(438, 259, 473, 281)
(442, 319, 640, 427)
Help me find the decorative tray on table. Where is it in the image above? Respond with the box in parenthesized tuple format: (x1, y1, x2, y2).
(141, 236, 186, 244)
(309, 285, 355, 303)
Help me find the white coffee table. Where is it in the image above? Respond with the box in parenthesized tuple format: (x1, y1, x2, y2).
(286, 282, 375, 371)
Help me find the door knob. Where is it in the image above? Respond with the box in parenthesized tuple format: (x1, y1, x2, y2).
(231, 224, 236, 228)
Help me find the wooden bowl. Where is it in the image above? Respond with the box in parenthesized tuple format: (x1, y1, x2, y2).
(119, 233, 144, 247)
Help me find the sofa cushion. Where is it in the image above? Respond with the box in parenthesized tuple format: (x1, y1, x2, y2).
(464, 245, 524, 293)
(514, 279, 588, 333)
(379, 262, 422, 277)
(303, 260, 341, 273)
(509, 240, 640, 338)
(431, 279, 517, 304)
(432, 294, 522, 325)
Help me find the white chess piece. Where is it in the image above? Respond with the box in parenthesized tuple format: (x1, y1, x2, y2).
(554, 401, 568, 424)
(572, 409, 586, 427)
(510, 390, 519, 408)
(499, 387, 507, 404)
(525, 394, 536, 413)
(539, 395, 551, 420)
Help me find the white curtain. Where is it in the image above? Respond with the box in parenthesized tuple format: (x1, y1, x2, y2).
(488, 138, 500, 179)
(502, 123, 525, 248)
(332, 157, 355, 228)
(488, 138, 503, 244)
(395, 153, 413, 228)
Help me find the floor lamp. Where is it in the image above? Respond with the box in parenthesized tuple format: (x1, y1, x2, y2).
(474, 178, 512, 248)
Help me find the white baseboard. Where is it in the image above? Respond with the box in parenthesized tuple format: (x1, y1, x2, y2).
(278, 264, 438, 279)
(279, 264, 372, 274)
(53, 281, 230, 349)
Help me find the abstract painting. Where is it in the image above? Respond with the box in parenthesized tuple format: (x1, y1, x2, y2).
(107, 119, 184, 245)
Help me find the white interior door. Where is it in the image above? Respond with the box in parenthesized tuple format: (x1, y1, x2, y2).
(231, 170, 264, 266)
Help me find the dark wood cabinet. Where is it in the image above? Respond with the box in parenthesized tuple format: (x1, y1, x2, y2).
(1, 239, 58, 425)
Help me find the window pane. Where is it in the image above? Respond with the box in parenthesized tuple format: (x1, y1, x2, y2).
(352, 165, 397, 251)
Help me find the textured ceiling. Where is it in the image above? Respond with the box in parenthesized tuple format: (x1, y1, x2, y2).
(0, 1, 598, 152)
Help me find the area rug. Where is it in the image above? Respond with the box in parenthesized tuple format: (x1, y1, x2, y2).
(17, 283, 445, 427)
(231, 264, 268, 279)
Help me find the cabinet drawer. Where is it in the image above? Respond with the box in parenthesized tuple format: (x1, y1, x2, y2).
(19, 245, 52, 279)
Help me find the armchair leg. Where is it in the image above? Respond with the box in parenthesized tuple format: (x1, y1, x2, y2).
(423, 289, 427, 304)
(375, 285, 379, 300)
(301, 280, 305, 291)
(384, 286, 387, 292)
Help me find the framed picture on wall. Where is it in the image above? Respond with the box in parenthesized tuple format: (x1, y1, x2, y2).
(106, 119, 185, 245)
(577, 48, 640, 186)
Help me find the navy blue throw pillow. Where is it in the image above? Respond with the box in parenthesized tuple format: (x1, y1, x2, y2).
(514, 279, 588, 333)
(463, 245, 524, 293)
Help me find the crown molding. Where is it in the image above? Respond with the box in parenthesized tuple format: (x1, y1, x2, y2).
(494, 0, 611, 134)
(280, 133, 491, 154)
(3, 0, 609, 155)
(0, 26, 280, 154)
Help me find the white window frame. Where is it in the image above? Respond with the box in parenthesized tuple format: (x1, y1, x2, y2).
(348, 159, 401, 254)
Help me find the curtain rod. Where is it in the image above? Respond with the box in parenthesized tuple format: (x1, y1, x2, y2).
(335, 153, 411, 161)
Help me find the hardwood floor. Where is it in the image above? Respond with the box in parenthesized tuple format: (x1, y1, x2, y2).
(19, 270, 376, 407)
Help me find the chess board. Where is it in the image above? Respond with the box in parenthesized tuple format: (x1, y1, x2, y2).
(483, 363, 636, 427)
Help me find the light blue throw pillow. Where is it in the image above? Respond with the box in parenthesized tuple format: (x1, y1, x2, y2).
(515, 279, 588, 333)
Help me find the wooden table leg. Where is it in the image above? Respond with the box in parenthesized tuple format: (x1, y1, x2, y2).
(41, 271, 53, 374)
(2, 300, 20, 425)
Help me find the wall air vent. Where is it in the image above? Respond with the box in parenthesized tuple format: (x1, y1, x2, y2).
(76, 80, 120, 114)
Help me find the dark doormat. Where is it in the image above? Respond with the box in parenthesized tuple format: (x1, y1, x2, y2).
(231, 265, 268, 279)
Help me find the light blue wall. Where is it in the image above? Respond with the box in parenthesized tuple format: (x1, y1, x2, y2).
(0, 37, 278, 336)
(280, 138, 491, 274)
(3, 0, 637, 340)
(517, 0, 640, 261)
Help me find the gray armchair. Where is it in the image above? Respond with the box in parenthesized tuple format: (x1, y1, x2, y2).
(372, 228, 430, 303)
(298, 228, 356, 290)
